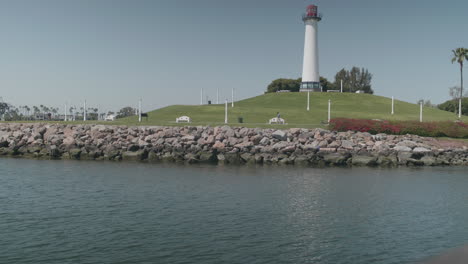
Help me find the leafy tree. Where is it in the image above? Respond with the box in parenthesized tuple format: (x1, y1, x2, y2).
(117, 107, 137, 118)
(438, 98, 468, 115)
(266, 77, 332, 93)
(266, 78, 301, 93)
(0, 102, 9, 117)
(320, 76, 334, 92)
(333, 67, 374, 94)
(451, 48, 468, 118)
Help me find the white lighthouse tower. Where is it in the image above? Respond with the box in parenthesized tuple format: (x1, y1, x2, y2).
(300, 5, 322, 92)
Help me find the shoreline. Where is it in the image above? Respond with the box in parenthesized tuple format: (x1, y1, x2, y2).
(0, 123, 467, 167)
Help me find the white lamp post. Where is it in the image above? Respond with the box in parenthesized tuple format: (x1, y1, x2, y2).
(64, 103, 67, 121)
(328, 99, 331, 123)
(200, 88, 203, 105)
(225, 99, 228, 124)
(420, 102, 423, 122)
(391, 96, 394, 115)
(231, 88, 234, 108)
(83, 100, 87, 121)
(341, 80, 343, 93)
(138, 98, 142, 122)
(307, 90, 310, 111)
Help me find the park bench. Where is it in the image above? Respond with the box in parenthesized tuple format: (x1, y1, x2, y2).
(269, 117, 285, 124)
(176, 116, 191, 123)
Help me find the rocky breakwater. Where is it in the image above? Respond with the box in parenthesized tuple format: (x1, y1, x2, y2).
(0, 123, 467, 166)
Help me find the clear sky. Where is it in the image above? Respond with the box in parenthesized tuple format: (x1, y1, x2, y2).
(1, 0, 467, 113)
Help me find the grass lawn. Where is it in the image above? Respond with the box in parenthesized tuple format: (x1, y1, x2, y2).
(3, 93, 467, 129)
(113, 93, 467, 128)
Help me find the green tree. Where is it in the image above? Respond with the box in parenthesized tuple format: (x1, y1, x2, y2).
(438, 98, 468, 115)
(117, 107, 137, 118)
(0, 102, 9, 117)
(266, 78, 301, 93)
(451, 47, 468, 118)
(266, 77, 332, 93)
(320, 76, 334, 92)
(333, 67, 374, 94)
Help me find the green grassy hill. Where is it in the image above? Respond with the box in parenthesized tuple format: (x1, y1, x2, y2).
(116, 93, 467, 128)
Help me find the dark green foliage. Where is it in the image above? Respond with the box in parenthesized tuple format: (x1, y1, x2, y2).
(266, 77, 332, 93)
(333, 67, 374, 94)
(438, 98, 468, 116)
(320, 77, 334, 92)
(117, 107, 137, 118)
(0, 102, 9, 116)
(266, 78, 301, 93)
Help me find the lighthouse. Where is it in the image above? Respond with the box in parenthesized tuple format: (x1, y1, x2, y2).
(300, 5, 322, 92)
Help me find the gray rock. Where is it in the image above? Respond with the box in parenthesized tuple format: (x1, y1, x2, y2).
(394, 146, 412, 152)
(323, 153, 349, 165)
(272, 130, 287, 141)
(341, 140, 354, 150)
(352, 155, 377, 166)
(413, 147, 431, 153)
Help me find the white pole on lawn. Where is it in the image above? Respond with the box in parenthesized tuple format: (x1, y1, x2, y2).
(328, 99, 331, 123)
(200, 88, 203, 105)
(225, 99, 228, 124)
(64, 103, 67, 121)
(391, 96, 394, 115)
(420, 102, 423, 122)
(459, 99, 462, 119)
(231, 88, 234, 107)
(217, 87, 219, 104)
(138, 98, 142, 122)
(307, 90, 310, 111)
(83, 100, 87, 121)
(341, 80, 343, 93)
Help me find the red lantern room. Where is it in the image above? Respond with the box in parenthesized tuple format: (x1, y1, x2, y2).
(307, 5, 317, 17)
(303, 4, 322, 22)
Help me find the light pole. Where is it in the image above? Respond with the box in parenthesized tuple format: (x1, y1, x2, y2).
(231, 88, 234, 107)
(138, 98, 142, 122)
(225, 99, 228, 124)
(328, 99, 331, 123)
(420, 102, 423, 122)
(64, 103, 67, 121)
(200, 88, 203, 105)
(83, 100, 87, 121)
(341, 80, 343, 93)
(391, 96, 394, 115)
(307, 90, 310, 111)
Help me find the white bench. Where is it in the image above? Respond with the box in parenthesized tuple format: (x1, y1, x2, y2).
(176, 116, 191, 123)
(269, 117, 285, 124)
(105, 115, 116, 121)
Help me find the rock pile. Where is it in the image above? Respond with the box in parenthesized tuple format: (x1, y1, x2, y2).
(0, 123, 467, 166)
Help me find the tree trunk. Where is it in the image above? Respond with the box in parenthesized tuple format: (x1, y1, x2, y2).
(460, 64, 464, 118)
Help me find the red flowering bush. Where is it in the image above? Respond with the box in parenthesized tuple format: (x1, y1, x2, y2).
(329, 118, 468, 138)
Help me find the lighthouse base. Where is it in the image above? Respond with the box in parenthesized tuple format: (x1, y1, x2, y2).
(300, 82, 322, 92)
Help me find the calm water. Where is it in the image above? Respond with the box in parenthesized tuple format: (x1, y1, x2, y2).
(1, 159, 467, 264)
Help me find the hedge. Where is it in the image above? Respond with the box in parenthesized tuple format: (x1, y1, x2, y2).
(329, 118, 468, 138)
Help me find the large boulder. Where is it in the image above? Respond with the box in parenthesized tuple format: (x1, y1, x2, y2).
(272, 130, 287, 141)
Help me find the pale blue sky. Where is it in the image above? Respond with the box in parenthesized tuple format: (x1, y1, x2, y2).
(1, 0, 467, 112)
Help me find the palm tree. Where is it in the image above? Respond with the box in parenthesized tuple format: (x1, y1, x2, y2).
(451, 48, 468, 118)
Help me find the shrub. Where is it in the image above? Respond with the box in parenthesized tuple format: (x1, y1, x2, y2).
(438, 98, 468, 115)
(329, 118, 468, 138)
